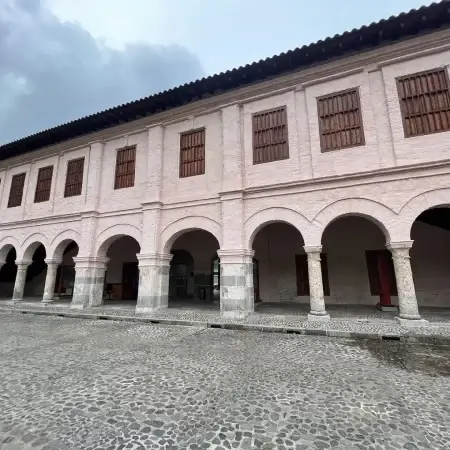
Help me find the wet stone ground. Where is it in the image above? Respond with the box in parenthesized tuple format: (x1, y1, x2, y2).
(0, 312, 449, 450)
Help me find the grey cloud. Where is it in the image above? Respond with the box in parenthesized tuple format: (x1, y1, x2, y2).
(0, 0, 204, 143)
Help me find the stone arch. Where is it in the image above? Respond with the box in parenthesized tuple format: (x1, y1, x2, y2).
(160, 216, 222, 253)
(245, 207, 315, 248)
(95, 224, 142, 258)
(0, 237, 20, 264)
(18, 233, 49, 261)
(312, 198, 395, 243)
(399, 188, 450, 239)
(49, 229, 81, 262)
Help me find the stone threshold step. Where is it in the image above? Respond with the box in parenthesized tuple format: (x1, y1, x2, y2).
(1, 306, 449, 346)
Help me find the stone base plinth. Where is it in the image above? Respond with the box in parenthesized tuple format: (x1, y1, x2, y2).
(307, 313, 331, 322)
(221, 310, 250, 319)
(135, 306, 167, 314)
(396, 317, 429, 327)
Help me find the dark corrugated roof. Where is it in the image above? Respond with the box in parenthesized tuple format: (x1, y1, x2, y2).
(1, 1, 449, 161)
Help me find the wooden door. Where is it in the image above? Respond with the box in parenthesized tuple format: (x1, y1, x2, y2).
(122, 262, 139, 301)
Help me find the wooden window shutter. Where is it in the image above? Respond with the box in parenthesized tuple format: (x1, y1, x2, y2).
(252, 107, 289, 164)
(397, 68, 450, 137)
(34, 166, 53, 203)
(317, 88, 365, 151)
(114, 146, 136, 189)
(179, 129, 205, 178)
(64, 158, 85, 198)
(7, 173, 26, 208)
(295, 254, 309, 296)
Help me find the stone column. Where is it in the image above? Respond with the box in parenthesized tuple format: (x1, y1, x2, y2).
(304, 246, 330, 322)
(42, 259, 61, 303)
(12, 261, 30, 302)
(71, 257, 108, 309)
(136, 253, 172, 313)
(387, 241, 427, 325)
(217, 249, 254, 318)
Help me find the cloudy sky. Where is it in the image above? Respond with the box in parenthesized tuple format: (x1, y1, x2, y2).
(1, 0, 434, 144)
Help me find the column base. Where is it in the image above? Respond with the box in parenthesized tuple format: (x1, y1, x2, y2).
(41, 298, 54, 304)
(396, 317, 429, 327)
(222, 310, 250, 319)
(135, 306, 168, 314)
(11, 298, 23, 303)
(70, 303, 88, 310)
(307, 312, 331, 322)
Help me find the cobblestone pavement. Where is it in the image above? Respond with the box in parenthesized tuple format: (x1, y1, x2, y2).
(0, 312, 449, 450)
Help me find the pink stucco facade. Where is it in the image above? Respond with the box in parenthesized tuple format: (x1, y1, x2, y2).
(1, 29, 450, 319)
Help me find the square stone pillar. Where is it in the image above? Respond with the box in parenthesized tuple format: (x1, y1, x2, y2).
(217, 249, 254, 318)
(42, 259, 61, 303)
(136, 253, 172, 313)
(71, 257, 108, 309)
(12, 261, 30, 302)
(304, 246, 330, 322)
(386, 241, 428, 326)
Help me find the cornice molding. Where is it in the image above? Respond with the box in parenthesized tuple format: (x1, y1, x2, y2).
(2, 30, 450, 168)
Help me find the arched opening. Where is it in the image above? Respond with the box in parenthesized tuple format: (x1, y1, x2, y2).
(104, 236, 141, 305)
(168, 230, 219, 309)
(252, 222, 306, 312)
(410, 207, 450, 316)
(0, 247, 17, 299)
(24, 244, 47, 299)
(321, 216, 394, 311)
(54, 241, 79, 302)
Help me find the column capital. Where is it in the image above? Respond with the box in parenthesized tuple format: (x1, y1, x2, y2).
(15, 260, 31, 269)
(217, 249, 254, 263)
(303, 245, 323, 254)
(137, 253, 172, 266)
(73, 256, 109, 269)
(386, 240, 414, 251)
(44, 258, 62, 266)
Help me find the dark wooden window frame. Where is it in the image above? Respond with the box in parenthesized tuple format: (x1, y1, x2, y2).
(295, 253, 330, 296)
(64, 157, 85, 198)
(252, 106, 289, 165)
(34, 166, 53, 203)
(7, 173, 26, 208)
(317, 87, 365, 152)
(396, 67, 450, 138)
(114, 146, 136, 190)
(179, 128, 206, 178)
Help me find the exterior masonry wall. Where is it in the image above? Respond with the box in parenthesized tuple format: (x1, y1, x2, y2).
(0, 32, 450, 313)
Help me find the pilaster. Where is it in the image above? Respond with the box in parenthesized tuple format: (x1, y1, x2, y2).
(85, 141, 105, 211)
(136, 253, 172, 313)
(217, 249, 254, 318)
(71, 257, 108, 309)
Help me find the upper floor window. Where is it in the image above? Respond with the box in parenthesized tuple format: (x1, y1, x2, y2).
(114, 146, 136, 189)
(34, 166, 53, 203)
(252, 106, 289, 164)
(397, 68, 450, 138)
(7, 173, 26, 208)
(64, 157, 85, 198)
(317, 88, 365, 152)
(180, 128, 205, 178)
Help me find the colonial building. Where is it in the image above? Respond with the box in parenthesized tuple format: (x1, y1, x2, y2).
(1, 3, 450, 324)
